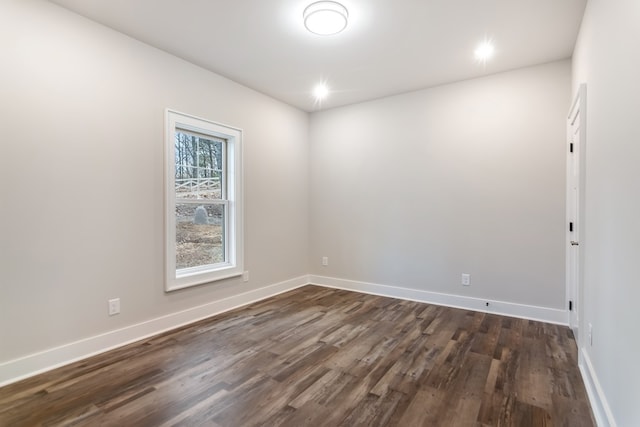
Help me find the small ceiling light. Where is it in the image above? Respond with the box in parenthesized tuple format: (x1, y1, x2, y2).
(313, 83, 329, 100)
(304, 1, 349, 36)
(474, 40, 495, 63)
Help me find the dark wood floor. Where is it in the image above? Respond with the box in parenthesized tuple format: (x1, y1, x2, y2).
(0, 285, 594, 426)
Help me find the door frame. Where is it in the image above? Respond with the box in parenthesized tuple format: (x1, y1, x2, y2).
(566, 83, 586, 344)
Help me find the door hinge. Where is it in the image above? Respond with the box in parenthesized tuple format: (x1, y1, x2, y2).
(570, 143, 574, 153)
(569, 300, 573, 311)
(569, 222, 574, 232)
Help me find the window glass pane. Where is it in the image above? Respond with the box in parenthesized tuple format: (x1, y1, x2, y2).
(174, 131, 223, 200)
(175, 203, 225, 270)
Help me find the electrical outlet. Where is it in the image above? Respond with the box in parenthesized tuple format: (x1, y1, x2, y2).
(588, 323, 593, 346)
(243, 271, 249, 282)
(108, 298, 120, 316)
(461, 273, 471, 286)
(322, 256, 328, 266)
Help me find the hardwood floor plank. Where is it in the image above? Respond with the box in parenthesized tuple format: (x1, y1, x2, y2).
(0, 285, 595, 426)
(396, 386, 446, 426)
(338, 389, 407, 427)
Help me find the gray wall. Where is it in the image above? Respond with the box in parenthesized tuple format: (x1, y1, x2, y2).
(572, 0, 640, 424)
(309, 61, 570, 309)
(0, 0, 309, 362)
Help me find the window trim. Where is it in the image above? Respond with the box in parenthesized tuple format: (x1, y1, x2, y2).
(165, 109, 243, 291)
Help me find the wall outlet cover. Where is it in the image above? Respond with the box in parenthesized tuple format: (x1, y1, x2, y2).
(462, 274, 471, 286)
(108, 298, 120, 316)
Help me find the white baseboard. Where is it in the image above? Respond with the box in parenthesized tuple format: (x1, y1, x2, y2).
(0, 275, 309, 387)
(0, 274, 570, 388)
(579, 348, 617, 427)
(309, 275, 568, 325)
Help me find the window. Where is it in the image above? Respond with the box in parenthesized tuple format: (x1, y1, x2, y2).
(165, 110, 243, 291)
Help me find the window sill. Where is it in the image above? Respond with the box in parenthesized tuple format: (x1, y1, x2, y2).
(166, 267, 243, 292)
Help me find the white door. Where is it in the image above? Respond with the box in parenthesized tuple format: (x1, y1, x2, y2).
(566, 84, 585, 340)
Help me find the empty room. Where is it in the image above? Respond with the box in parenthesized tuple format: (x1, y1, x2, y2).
(0, 0, 638, 426)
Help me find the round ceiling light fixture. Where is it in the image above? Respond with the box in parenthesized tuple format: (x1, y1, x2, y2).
(474, 40, 495, 63)
(313, 82, 329, 100)
(303, 1, 349, 36)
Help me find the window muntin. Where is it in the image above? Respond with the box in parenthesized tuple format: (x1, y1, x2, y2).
(165, 110, 243, 291)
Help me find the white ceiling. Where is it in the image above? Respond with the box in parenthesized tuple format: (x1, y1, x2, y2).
(49, 0, 587, 112)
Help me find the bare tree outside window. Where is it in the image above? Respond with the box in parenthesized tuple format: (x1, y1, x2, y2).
(174, 131, 226, 269)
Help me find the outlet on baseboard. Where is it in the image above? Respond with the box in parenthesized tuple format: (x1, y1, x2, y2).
(461, 273, 471, 286)
(322, 256, 328, 266)
(108, 298, 120, 316)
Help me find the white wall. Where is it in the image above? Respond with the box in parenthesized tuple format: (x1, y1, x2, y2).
(0, 0, 308, 364)
(309, 61, 570, 310)
(572, 0, 640, 425)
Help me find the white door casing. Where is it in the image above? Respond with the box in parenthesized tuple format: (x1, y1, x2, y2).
(566, 84, 586, 342)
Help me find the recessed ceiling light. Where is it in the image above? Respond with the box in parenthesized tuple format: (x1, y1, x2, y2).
(313, 83, 329, 100)
(474, 40, 495, 63)
(304, 1, 349, 36)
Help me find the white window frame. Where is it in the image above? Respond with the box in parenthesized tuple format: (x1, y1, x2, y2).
(165, 109, 243, 291)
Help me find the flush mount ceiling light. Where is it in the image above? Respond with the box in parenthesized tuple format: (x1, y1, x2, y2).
(304, 1, 349, 36)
